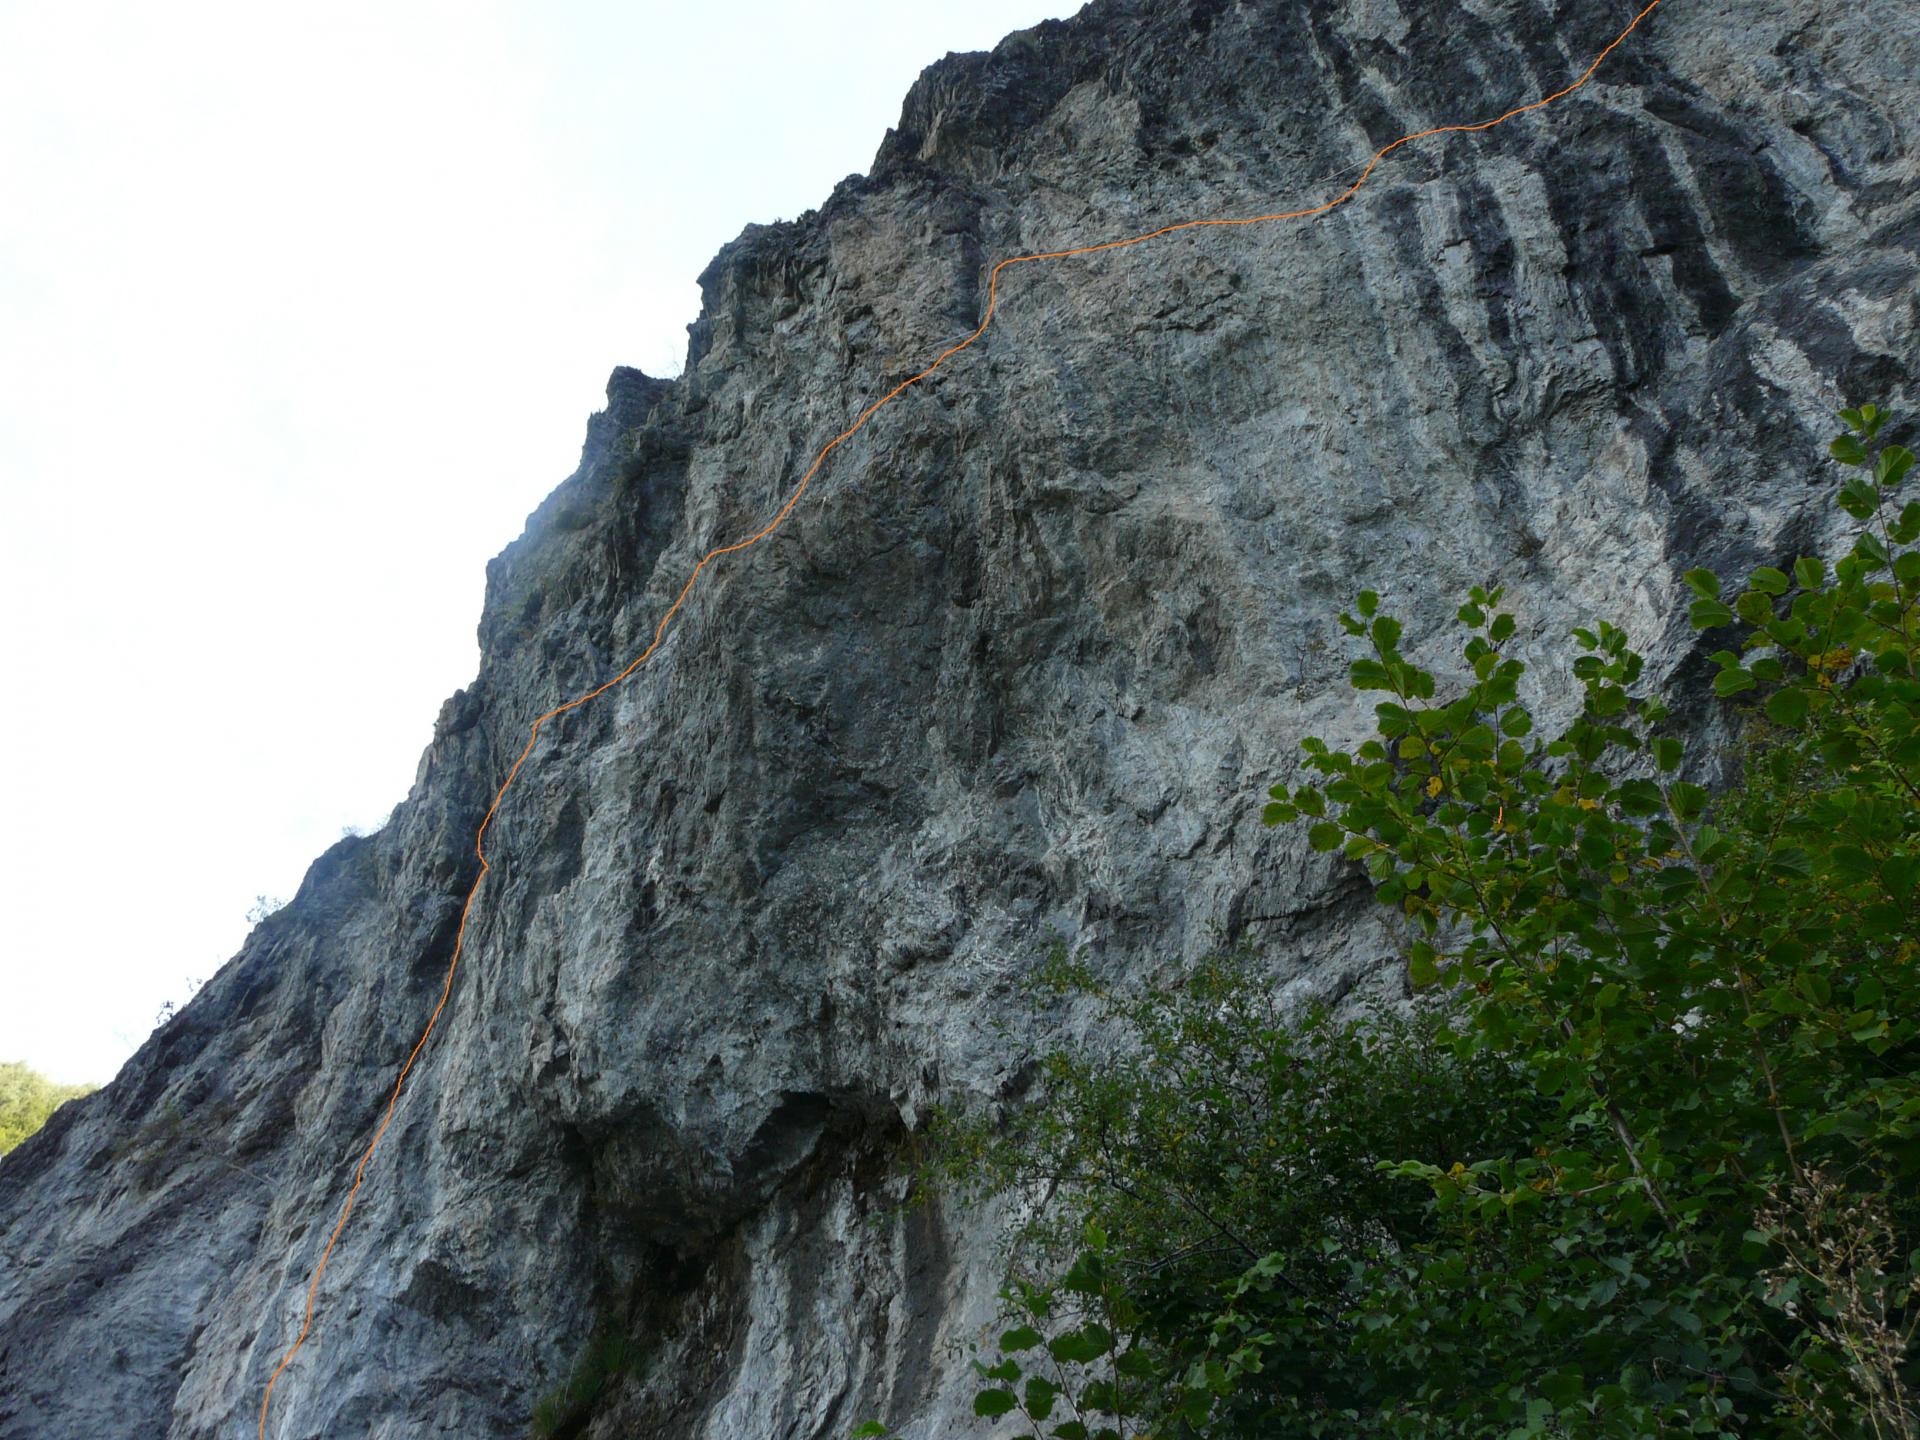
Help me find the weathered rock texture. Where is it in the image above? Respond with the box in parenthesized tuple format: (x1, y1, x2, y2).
(3, 0, 1916, 1435)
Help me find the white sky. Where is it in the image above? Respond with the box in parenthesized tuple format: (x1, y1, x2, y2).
(0, 0, 1080, 1087)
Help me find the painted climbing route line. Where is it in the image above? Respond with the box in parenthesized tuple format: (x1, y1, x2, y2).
(255, 2, 1666, 1430)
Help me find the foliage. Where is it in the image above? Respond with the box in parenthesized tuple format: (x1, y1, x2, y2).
(0, 1060, 95, 1156)
(1254, 400, 1920, 1433)
(855, 405, 1919, 1438)
(914, 951, 1549, 1435)
(1756, 1167, 1920, 1435)
(529, 1324, 640, 1439)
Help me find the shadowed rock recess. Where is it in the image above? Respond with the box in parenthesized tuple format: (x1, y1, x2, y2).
(3, 0, 1917, 1435)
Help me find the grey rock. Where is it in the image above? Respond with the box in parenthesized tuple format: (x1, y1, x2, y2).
(3, 0, 1916, 1435)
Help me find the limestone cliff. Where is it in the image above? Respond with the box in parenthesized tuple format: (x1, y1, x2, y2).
(2, 0, 1915, 1435)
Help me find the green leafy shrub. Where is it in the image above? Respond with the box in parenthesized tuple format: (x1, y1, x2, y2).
(858, 405, 1919, 1439)
(916, 950, 1549, 1434)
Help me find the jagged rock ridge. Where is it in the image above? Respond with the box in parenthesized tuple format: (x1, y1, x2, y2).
(1, 0, 1915, 1435)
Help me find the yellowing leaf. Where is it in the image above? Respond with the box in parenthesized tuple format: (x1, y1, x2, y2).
(1427, 775, 1444, 798)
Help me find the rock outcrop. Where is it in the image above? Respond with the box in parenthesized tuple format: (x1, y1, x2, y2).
(2, 0, 1915, 1435)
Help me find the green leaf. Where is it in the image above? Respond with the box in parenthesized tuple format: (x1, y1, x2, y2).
(1749, 566, 1790, 595)
(1689, 598, 1734, 629)
(851, 1424, 889, 1438)
(1350, 658, 1392, 690)
(1061, 1250, 1105, 1295)
(1796, 970, 1832, 1007)
(1307, 822, 1344, 853)
(1498, 707, 1532, 738)
(1765, 688, 1809, 727)
(1542, 1370, 1587, 1407)
(1830, 434, 1868, 466)
(1683, 568, 1722, 600)
(1840, 478, 1880, 520)
(974, 1389, 1018, 1418)
(1372, 615, 1403, 652)
(1000, 1326, 1044, 1353)
(1653, 865, 1699, 898)
(1713, 667, 1757, 697)
(1845, 403, 1888, 438)
(1490, 612, 1516, 643)
(1457, 724, 1497, 761)
(1651, 736, 1683, 772)
(1049, 1325, 1115, 1365)
(1618, 778, 1662, 816)
(1830, 845, 1877, 880)
(1875, 444, 1914, 486)
(1078, 1378, 1126, 1416)
(1794, 556, 1826, 590)
(1024, 1376, 1060, 1421)
(1670, 783, 1709, 821)
(1357, 589, 1380, 618)
(1768, 847, 1813, 880)
(1114, 1348, 1154, 1380)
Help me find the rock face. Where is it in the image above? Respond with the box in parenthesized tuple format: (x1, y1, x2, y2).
(3, 0, 1916, 1435)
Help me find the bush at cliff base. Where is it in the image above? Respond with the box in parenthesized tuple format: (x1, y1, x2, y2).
(863, 405, 1919, 1440)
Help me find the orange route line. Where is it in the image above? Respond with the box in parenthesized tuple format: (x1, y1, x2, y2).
(255, 2, 1663, 1431)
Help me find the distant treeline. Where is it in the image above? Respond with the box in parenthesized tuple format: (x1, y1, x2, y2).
(0, 1061, 95, 1156)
